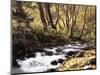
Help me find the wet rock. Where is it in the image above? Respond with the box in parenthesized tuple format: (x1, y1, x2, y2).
(67, 51, 79, 56)
(27, 53, 36, 58)
(58, 59, 64, 64)
(90, 58, 96, 65)
(65, 55, 68, 58)
(56, 48, 62, 52)
(45, 51, 54, 56)
(51, 60, 58, 65)
(76, 52, 85, 57)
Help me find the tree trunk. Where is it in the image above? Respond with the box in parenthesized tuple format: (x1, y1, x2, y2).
(79, 6, 87, 38)
(70, 5, 75, 39)
(54, 4, 59, 26)
(45, 3, 56, 29)
(37, 3, 48, 31)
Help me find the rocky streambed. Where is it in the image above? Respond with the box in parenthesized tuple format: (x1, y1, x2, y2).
(12, 43, 96, 74)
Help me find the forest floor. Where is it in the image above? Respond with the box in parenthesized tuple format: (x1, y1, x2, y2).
(57, 49, 96, 71)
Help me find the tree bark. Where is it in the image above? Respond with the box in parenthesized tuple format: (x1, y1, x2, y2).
(70, 5, 75, 39)
(45, 3, 56, 29)
(79, 6, 87, 38)
(37, 3, 48, 31)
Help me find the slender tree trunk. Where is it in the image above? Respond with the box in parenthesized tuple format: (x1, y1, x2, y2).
(54, 4, 59, 26)
(37, 3, 48, 31)
(79, 6, 87, 38)
(45, 3, 56, 29)
(70, 5, 75, 39)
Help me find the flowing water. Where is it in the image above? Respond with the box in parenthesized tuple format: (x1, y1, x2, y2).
(12, 43, 94, 74)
